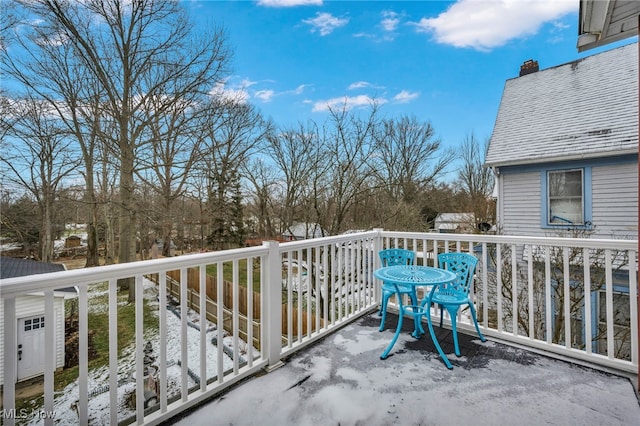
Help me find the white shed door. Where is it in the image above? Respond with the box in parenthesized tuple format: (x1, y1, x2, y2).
(17, 315, 46, 380)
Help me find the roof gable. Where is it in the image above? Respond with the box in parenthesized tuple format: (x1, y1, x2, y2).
(486, 42, 638, 167)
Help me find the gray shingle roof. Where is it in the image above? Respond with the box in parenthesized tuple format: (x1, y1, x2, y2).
(486, 42, 638, 167)
(0, 256, 65, 279)
(1, 256, 77, 293)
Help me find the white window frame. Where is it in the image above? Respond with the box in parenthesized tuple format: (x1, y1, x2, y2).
(547, 169, 584, 226)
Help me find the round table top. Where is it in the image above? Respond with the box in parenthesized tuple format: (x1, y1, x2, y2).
(374, 265, 456, 286)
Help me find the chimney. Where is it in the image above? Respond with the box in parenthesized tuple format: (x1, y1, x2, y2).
(519, 59, 539, 77)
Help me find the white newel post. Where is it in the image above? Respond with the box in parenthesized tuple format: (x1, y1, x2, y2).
(373, 228, 384, 304)
(264, 241, 284, 371)
(3, 295, 17, 426)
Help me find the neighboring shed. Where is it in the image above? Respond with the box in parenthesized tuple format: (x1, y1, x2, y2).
(0, 256, 76, 385)
(434, 213, 475, 233)
(282, 223, 325, 241)
(486, 42, 638, 239)
(64, 235, 82, 248)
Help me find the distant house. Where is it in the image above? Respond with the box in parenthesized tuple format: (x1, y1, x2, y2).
(433, 213, 475, 233)
(485, 42, 638, 240)
(0, 256, 77, 385)
(282, 223, 325, 241)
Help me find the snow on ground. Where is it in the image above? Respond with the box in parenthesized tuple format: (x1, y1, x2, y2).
(25, 278, 246, 425)
(175, 320, 640, 426)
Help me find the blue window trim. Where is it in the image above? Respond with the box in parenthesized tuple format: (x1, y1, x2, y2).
(540, 166, 592, 230)
(588, 282, 630, 349)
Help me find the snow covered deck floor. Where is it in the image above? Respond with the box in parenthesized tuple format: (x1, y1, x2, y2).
(170, 312, 640, 426)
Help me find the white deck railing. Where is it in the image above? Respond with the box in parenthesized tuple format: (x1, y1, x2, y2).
(1, 230, 637, 425)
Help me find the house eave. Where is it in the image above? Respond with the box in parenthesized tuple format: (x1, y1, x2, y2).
(485, 148, 638, 168)
(578, 0, 639, 52)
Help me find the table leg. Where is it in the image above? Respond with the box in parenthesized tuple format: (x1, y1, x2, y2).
(410, 292, 425, 338)
(381, 290, 404, 359)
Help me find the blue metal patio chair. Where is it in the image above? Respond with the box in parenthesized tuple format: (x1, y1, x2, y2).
(423, 252, 486, 366)
(378, 248, 417, 331)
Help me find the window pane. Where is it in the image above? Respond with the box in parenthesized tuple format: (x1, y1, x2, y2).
(548, 169, 583, 224)
(550, 199, 583, 223)
(550, 170, 581, 197)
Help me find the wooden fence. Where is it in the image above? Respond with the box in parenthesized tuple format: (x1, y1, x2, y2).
(163, 268, 324, 348)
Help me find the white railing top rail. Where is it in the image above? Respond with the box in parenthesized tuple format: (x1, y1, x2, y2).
(276, 230, 378, 251)
(0, 244, 269, 297)
(379, 230, 638, 250)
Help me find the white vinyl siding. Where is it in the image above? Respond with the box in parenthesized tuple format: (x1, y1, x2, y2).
(0, 294, 65, 385)
(592, 163, 638, 239)
(501, 170, 541, 236)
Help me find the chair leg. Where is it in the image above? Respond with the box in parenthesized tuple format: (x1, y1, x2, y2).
(468, 303, 486, 342)
(446, 306, 461, 356)
(379, 292, 390, 331)
(439, 305, 444, 328)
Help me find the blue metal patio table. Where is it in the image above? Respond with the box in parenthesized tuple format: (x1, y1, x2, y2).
(374, 265, 456, 359)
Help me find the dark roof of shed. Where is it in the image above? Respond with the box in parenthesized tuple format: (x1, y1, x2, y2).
(0, 256, 76, 293)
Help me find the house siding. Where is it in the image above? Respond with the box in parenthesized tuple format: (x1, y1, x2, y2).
(592, 162, 638, 239)
(0, 295, 65, 385)
(498, 159, 637, 240)
(501, 170, 542, 236)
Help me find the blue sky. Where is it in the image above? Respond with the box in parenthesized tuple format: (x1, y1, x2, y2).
(184, 0, 636, 161)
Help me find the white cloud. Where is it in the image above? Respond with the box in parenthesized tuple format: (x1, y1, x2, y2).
(303, 12, 349, 36)
(285, 84, 308, 95)
(348, 81, 371, 90)
(255, 89, 275, 102)
(380, 10, 400, 32)
(257, 0, 322, 7)
(209, 81, 250, 104)
(414, 0, 577, 51)
(393, 90, 419, 103)
(240, 78, 259, 88)
(312, 95, 386, 112)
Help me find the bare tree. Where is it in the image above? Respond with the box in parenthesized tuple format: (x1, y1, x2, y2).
(2, 3, 106, 266)
(370, 115, 455, 230)
(9, 0, 232, 300)
(136, 95, 205, 257)
(0, 95, 81, 261)
(455, 132, 496, 228)
(266, 121, 322, 236)
(198, 99, 270, 250)
(316, 102, 379, 235)
(242, 157, 278, 239)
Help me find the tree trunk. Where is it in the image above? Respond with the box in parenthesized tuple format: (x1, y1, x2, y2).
(84, 171, 100, 267)
(119, 143, 137, 302)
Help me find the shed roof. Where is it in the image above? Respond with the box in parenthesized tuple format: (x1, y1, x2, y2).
(434, 213, 474, 223)
(0, 256, 65, 279)
(485, 42, 638, 167)
(0, 256, 76, 294)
